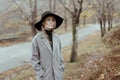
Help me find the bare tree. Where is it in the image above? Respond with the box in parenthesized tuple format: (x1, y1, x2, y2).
(64, 8, 67, 30)
(0, 8, 21, 34)
(115, 0, 120, 23)
(59, 0, 84, 62)
(106, 0, 116, 31)
(63, 0, 67, 30)
(90, 0, 119, 37)
(49, 0, 56, 12)
(13, 0, 37, 36)
(83, 15, 87, 25)
(29, 0, 37, 35)
(90, 0, 107, 37)
(49, 0, 52, 11)
(53, 0, 56, 12)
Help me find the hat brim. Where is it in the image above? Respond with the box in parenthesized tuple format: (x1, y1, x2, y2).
(35, 13, 63, 31)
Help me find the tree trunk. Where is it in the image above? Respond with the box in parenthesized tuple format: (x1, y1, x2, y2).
(103, 19, 106, 34)
(64, 17, 67, 31)
(49, 0, 52, 11)
(53, 0, 56, 12)
(64, 8, 67, 31)
(110, 17, 113, 29)
(70, 17, 78, 62)
(108, 18, 111, 31)
(93, 16, 96, 24)
(31, 25, 37, 36)
(83, 16, 86, 25)
(30, 0, 37, 36)
(99, 19, 104, 37)
(108, 13, 111, 31)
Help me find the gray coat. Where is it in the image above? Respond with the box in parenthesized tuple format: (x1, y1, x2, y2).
(31, 32, 65, 80)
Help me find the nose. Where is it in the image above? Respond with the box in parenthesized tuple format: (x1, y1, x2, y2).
(50, 20, 54, 24)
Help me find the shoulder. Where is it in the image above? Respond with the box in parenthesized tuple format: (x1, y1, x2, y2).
(54, 33, 60, 39)
(32, 32, 42, 43)
(54, 34, 61, 43)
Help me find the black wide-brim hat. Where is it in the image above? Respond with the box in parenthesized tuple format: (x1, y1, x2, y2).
(34, 11, 63, 31)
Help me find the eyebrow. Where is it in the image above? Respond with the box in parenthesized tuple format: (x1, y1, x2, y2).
(46, 17, 55, 20)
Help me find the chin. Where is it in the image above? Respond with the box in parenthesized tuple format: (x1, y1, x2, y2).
(48, 27, 54, 29)
(46, 28, 54, 31)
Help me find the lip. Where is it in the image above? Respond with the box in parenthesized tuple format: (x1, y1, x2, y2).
(48, 27, 54, 29)
(47, 25, 54, 28)
(45, 26, 54, 30)
(45, 27, 54, 30)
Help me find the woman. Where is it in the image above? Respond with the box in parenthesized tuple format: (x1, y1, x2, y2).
(31, 11, 65, 80)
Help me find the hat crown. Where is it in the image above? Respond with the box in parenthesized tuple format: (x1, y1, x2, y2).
(41, 11, 53, 18)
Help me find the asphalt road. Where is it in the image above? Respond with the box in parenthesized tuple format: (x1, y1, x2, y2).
(0, 24, 99, 72)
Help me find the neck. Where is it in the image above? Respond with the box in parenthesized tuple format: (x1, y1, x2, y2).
(45, 29, 53, 35)
(42, 27, 53, 40)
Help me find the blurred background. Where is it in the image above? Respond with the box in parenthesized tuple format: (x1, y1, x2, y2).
(0, 0, 120, 80)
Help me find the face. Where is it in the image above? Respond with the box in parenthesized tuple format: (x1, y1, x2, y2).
(42, 16, 56, 30)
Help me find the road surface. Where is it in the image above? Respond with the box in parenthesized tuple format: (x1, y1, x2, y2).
(0, 24, 99, 72)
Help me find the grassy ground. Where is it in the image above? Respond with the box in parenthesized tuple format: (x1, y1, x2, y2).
(1, 25, 120, 80)
(0, 30, 108, 80)
(63, 31, 109, 80)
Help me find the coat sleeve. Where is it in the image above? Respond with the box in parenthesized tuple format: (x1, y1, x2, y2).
(31, 39, 44, 78)
(58, 37, 65, 71)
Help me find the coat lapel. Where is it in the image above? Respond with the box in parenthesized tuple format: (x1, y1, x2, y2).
(52, 35, 56, 56)
(40, 31, 58, 56)
(40, 32, 53, 54)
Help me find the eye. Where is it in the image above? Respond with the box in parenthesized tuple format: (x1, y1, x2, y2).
(46, 18, 51, 21)
(52, 18, 56, 22)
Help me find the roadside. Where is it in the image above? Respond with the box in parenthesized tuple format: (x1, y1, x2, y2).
(0, 24, 100, 73)
(64, 26, 120, 80)
(1, 26, 120, 80)
(0, 27, 120, 80)
(2, 24, 119, 80)
(64, 31, 108, 80)
(0, 24, 91, 47)
(0, 30, 107, 80)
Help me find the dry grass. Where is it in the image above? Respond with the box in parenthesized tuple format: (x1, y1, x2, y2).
(0, 64, 35, 80)
(0, 26, 120, 80)
(63, 26, 120, 80)
(102, 25, 120, 49)
(98, 26, 120, 80)
(63, 31, 109, 80)
(0, 30, 107, 80)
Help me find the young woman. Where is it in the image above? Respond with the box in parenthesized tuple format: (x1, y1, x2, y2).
(31, 11, 65, 80)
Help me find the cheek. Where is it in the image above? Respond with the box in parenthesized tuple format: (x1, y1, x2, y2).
(43, 22, 48, 26)
(53, 22, 56, 26)
(44, 21, 49, 25)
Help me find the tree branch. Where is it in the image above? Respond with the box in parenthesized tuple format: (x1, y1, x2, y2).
(13, 0, 30, 21)
(58, 0, 74, 15)
(13, 0, 24, 14)
(77, 0, 83, 18)
(72, 0, 77, 11)
(29, 0, 33, 13)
